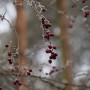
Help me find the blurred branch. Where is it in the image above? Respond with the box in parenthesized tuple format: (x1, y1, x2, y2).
(0, 68, 90, 89)
(56, 0, 73, 90)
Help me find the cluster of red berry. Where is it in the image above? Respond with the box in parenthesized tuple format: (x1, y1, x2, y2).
(44, 31, 54, 40)
(41, 17, 51, 29)
(5, 44, 13, 65)
(72, 0, 89, 18)
(27, 69, 32, 75)
(13, 79, 22, 86)
(45, 45, 57, 64)
(40, 16, 58, 64)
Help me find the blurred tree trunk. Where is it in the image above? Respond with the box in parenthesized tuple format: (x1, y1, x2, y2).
(16, 0, 28, 90)
(56, 0, 72, 90)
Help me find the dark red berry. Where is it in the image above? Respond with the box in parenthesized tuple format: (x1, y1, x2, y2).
(53, 46, 56, 49)
(49, 33, 54, 37)
(19, 82, 22, 86)
(55, 53, 58, 56)
(13, 81, 16, 85)
(42, 8, 46, 12)
(39, 69, 42, 72)
(55, 69, 58, 72)
(49, 56, 53, 59)
(46, 31, 50, 34)
(5, 44, 9, 48)
(45, 73, 48, 75)
(44, 35, 50, 40)
(9, 61, 12, 64)
(48, 60, 52, 64)
(8, 59, 12, 64)
(82, 0, 85, 3)
(52, 66, 56, 69)
(84, 11, 89, 17)
(46, 49, 52, 53)
(29, 69, 32, 72)
(49, 70, 54, 75)
(48, 45, 52, 49)
(13, 79, 19, 85)
(41, 17, 45, 24)
(8, 52, 12, 57)
(27, 71, 30, 75)
(0, 87, 2, 90)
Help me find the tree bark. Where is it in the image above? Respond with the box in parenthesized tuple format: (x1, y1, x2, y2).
(56, 0, 72, 90)
(16, 0, 28, 90)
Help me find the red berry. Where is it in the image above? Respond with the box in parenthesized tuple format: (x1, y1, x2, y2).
(45, 73, 48, 75)
(39, 69, 42, 72)
(49, 70, 54, 75)
(55, 53, 58, 56)
(19, 82, 22, 86)
(48, 60, 52, 64)
(0, 87, 2, 90)
(53, 46, 56, 49)
(8, 52, 12, 57)
(29, 69, 32, 72)
(5, 44, 9, 48)
(27, 71, 30, 75)
(46, 31, 50, 34)
(44, 35, 50, 40)
(50, 33, 54, 37)
(49, 56, 53, 59)
(48, 45, 52, 49)
(41, 17, 45, 24)
(13, 79, 19, 85)
(8, 59, 12, 64)
(52, 66, 56, 69)
(42, 8, 46, 12)
(82, 0, 85, 3)
(56, 69, 58, 72)
(46, 49, 52, 53)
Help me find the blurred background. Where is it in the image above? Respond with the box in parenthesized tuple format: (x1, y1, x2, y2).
(0, 0, 90, 90)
